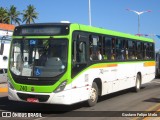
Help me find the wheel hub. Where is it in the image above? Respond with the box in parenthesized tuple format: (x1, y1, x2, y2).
(90, 88, 97, 102)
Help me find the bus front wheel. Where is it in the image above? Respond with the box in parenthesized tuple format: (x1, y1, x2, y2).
(87, 82, 98, 107)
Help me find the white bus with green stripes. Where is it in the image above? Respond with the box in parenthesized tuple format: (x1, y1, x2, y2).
(8, 23, 155, 106)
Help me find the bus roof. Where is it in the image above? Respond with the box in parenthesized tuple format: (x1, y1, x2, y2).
(14, 23, 153, 42)
(14, 23, 70, 28)
(71, 23, 154, 43)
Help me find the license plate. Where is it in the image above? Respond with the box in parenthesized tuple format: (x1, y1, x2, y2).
(27, 98, 39, 103)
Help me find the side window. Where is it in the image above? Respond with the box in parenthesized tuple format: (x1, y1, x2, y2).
(143, 43, 150, 59)
(116, 39, 125, 60)
(89, 35, 102, 61)
(149, 43, 154, 59)
(122, 40, 127, 60)
(137, 42, 143, 60)
(103, 37, 112, 60)
(126, 40, 129, 60)
(128, 41, 133, 60)
(111, 38, 116, 60)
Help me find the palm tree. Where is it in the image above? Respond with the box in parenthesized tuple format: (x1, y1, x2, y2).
(7, 5, 21, 25)
(22, 5, 38, 24)
(0, 7, 9, 24)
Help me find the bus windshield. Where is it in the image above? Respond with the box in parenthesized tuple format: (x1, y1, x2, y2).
(9, 38, 68, 77)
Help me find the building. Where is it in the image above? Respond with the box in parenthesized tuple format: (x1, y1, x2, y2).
(0, 24, 15, 83)
(0, 23, 15, 37)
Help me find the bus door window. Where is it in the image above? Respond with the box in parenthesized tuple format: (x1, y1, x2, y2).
(78, 42, 86, 63)
(74, 35, 87, 63)
(72, 33, 88, 78)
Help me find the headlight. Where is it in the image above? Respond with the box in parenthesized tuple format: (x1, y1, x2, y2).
(54, 80, 67, 93)
(7, 78, 15, 90)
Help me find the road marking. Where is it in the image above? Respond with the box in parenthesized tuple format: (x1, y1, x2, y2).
(132, 103, 160, 120)
(143, 108, 160, 120)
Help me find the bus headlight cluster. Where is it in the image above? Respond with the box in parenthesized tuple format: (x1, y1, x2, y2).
(7, 78, 15, 90)
(54, 80, 67, 92)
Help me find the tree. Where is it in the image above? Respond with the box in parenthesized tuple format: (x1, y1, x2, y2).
(0, 7, 9, 24)
(22, 4, 38, 24)
(7, 5, 21, 25)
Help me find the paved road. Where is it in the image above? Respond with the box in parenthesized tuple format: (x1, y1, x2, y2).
(1, 79, 160, 120)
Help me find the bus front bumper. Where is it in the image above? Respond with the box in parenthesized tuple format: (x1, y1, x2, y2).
(8, 86, 90, 105)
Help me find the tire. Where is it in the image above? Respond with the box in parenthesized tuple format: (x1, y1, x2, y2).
(87, 82, 98, 107)
(134, 74, 141, 92)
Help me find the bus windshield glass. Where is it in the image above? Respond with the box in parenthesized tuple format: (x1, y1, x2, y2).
(9, 39, 68, 77)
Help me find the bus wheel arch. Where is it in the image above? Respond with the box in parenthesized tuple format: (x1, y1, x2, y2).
(87, 78, 102, 107)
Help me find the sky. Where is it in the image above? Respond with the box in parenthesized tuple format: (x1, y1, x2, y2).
(1, 0, 160, 50)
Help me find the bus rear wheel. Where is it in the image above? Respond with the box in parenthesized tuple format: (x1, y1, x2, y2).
(87, 82, 98, 107)
(134, 74, 141, 92)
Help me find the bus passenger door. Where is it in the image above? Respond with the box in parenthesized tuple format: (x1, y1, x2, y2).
(71, 33, 89, 102)
(72, 34, 88, 78)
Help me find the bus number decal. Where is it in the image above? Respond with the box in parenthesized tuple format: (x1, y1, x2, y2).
(20, 86, 27, 91)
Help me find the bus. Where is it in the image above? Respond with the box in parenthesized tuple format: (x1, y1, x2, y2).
(0, 36, 11, 83)
(8, 23, 155, 106)
(156, 52, 160, 77)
